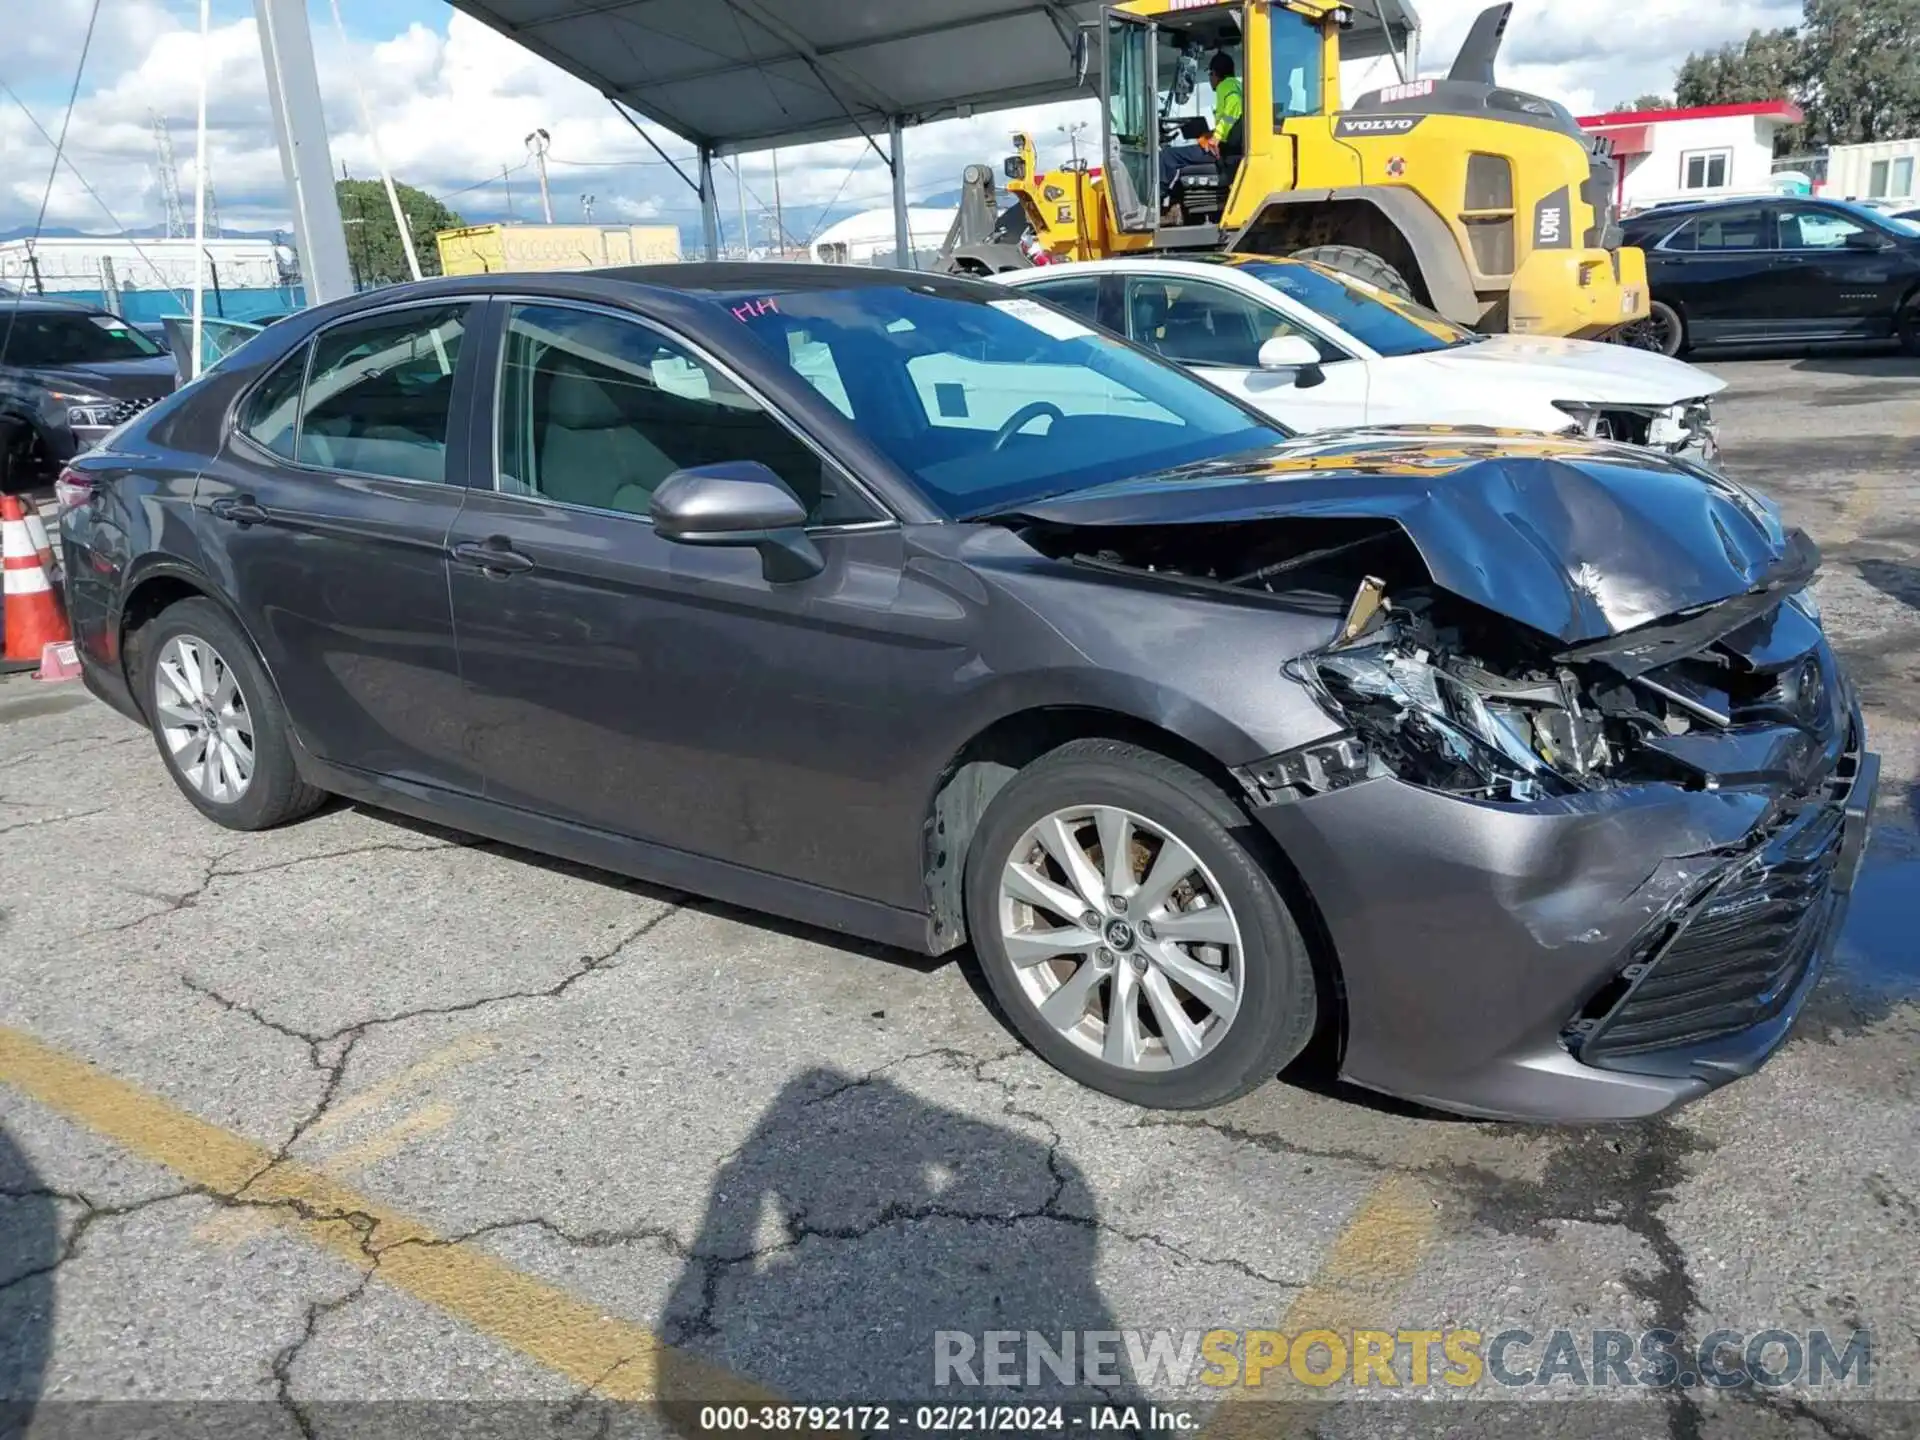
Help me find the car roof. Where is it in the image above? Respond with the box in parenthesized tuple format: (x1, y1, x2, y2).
(1, 296, 114, 315)
(1003, 254, 1309, 277)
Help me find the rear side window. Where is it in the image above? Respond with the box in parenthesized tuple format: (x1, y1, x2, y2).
(1682, 208, 1770, 252)
(1018, 276, 1104, 326)
(294, 306, 469, 483)
(239, 346, 308, 460)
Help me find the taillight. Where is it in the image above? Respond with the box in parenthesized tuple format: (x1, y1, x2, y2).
(54, 468, 94, 514)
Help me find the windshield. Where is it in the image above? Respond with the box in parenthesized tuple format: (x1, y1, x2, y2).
(1227, 260, 1475, 356)
(1823, 198, 1920, 237)
(720, 284, 1284, 518)
(1, 310, 163, 366)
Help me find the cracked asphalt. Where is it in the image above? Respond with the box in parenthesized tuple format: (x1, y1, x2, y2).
(1, 350, 1917, 1440)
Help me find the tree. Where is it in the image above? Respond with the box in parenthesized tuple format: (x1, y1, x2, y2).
(1674, 26, 1809, 151)
(1801, 0, 1920, 143)
(335, 178, 464, 288)
(1605, 93, 1676, 113)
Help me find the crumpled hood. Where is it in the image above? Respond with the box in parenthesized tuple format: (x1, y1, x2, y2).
(991, 428, 1802, 645)
(1415, 333, 1725, 406)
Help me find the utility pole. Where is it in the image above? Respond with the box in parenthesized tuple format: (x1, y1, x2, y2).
(770, 147, 786, 257)
(501, 165, 516, 219)
(526, 128, 553, 223)
(581, 193, 595, 223)
(151, 113, 189, 239)
(734, 160, 750, 258)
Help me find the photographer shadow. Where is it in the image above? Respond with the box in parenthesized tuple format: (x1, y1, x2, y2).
(0, 1122, 58, 1436)
(653, 1066, 1145, 1435)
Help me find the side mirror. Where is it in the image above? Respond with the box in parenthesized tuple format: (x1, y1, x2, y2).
(1258, 333, 1328, 386)
(651, 461, 824, 583)
(1844, 227, 1892, 251)
(1072, 29, 1093, 88)
(1004, 155, 1028, 181)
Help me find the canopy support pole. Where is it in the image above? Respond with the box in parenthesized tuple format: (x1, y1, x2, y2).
(253, 0, 351, 304)
(699, 145, 720, 260)
(889, 115, 913, 269)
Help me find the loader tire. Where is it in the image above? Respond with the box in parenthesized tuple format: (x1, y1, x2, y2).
(1289, 244, 1414, 301)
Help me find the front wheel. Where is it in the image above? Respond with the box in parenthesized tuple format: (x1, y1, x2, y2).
(1897, 296, 1920, 357)
(964, 739, 1318, 1109)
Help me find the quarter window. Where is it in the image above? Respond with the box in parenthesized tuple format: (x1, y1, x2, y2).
(295, 306, 468, 483)
(1019, 276, 1105, 326)
(1682, 149, 1732, 191)
(238, 345, 309, 460)
(497, 303, 874, 525)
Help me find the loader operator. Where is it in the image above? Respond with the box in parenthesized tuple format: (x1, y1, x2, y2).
(1158, 51, 1243, 200)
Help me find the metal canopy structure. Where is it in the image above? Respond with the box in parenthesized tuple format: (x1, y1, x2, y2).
(444, 0, 1421, 259)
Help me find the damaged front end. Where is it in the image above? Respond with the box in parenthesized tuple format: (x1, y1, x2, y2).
(1007, 478, 1877, 1119)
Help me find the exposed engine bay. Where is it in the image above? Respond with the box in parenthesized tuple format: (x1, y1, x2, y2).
(1022, 516, 1846, 808)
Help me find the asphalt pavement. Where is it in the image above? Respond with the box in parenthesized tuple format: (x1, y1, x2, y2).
(1, 349, 1915, 1440)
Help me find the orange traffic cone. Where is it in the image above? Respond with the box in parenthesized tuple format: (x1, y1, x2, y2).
(2, 494, 70, 674)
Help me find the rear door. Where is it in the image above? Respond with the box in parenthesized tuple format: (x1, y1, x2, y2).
(1650, 205, 1776, 344)
(196, 302, 480, 792)
(1769, 205, 1905, 339)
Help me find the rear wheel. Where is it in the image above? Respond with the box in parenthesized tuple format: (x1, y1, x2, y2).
(1616, 299, 1686, 357)
(140, 598, 326, 831)
(1290, 244, 1415, 301)
(964, 739, 1318, 1109)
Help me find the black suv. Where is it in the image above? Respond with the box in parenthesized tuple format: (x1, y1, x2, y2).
(1620, 197, 1920, 356)
(1, 298, 176, 493)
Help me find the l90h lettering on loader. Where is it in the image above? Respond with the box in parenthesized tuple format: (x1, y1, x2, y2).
(942, 1, 1648, 340)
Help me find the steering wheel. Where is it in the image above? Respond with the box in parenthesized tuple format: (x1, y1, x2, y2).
(990, 401, 1066, 451)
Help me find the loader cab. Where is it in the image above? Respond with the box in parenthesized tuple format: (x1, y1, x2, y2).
(1101, 0, 1335, 241)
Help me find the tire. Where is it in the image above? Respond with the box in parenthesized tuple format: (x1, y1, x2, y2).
(963, 739, 1318, 1109)
(139, 597, 326, 831)
(1616, 299, 1686, 357)
(0, 420, 41, 497)
(1897, 296, 1920, 357)
(1290, 244, 1414, 301)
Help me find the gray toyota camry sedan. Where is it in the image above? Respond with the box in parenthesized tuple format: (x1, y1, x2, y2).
(57, 265, 1877, 1120)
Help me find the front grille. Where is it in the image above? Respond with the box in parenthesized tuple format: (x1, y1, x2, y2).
(103, 395, 160, 426)
(1573, 802, 1845, 1064)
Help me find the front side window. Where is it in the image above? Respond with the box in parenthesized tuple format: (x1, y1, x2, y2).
(1682, 150, 1732, 191)
(721, 284, 1281, 518)
(1125, 276, 1330, 368)
(1270, 9, 1325, 120)
(497, 303, 873, 525)
(1777, 208, 1866, 251)
(238, 345, 309, 460)
(295, 305, 467, 483)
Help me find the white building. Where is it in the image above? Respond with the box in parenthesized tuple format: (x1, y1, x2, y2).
(1826, 138, 1920, 205)
(1578, 102, 1805, 214)
(811, 207, 958, 265)
(0, 236, 295, 296)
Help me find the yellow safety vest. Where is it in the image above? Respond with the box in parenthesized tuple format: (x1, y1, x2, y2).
(1213, 76, 1245, 143)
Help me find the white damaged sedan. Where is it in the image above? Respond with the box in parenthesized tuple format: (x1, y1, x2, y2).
(996, 254, 1724, 458)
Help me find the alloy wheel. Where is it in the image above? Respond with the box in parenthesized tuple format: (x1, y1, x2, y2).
(997, 805, 1244, 1072)
(153, 634, 255, 804)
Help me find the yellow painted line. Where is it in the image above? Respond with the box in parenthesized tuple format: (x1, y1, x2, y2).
(0, 1025, 770, 1406)
(1202, 1173, 1437, 1435)
(305, 1034, 499, 1140)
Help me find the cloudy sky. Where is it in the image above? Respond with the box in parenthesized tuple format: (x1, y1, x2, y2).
(2, 0, 1803, 249)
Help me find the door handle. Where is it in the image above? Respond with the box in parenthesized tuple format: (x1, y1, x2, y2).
(450, 538, 535, 576)
(208, 494, 269, 526)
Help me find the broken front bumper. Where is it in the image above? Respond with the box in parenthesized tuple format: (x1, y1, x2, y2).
(1249, 719, 1877, 1123)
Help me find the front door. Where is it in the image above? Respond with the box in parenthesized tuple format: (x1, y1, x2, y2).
(196, 302, 481, 792)
(445, 299, 940, 905)
(1119, 274, 1369, 430)
(1103, 8, 1159, 233)
(1768, 206, 1905, 340)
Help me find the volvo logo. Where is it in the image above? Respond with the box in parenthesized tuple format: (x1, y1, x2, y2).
(1104, 918, 1137, 951)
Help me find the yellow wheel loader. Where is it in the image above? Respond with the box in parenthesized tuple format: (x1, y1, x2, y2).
(940, 2, 1648, 340)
